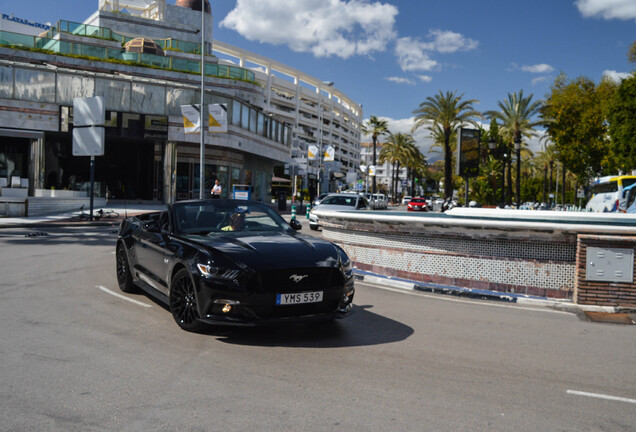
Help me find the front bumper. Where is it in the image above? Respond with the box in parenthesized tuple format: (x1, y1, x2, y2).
(196, 276, 355, 326)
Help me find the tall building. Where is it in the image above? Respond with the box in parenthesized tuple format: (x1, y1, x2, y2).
(0, 0, 362, 205)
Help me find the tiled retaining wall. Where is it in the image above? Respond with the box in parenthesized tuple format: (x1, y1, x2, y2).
(315, 209, 636, 301)
(323, 225, 577, 299)
(575, 235, 636, 307)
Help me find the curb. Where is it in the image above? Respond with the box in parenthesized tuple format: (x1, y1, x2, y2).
(353, 269, 627, 314)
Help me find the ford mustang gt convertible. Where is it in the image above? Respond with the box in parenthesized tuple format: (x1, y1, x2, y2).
(116, 199, 355, 332)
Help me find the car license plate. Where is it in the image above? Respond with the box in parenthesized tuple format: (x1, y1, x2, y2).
(413, 206, 421, 210)
(276, 291, 323, 305)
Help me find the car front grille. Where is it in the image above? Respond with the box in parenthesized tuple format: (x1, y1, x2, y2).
(246, 267, 344, 293)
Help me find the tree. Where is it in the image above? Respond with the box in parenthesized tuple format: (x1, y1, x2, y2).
(486, 90, 543, 206)
(607, 73, 636, 172)
(362, 116, 389, 195)
(541, 74, 617, 183)
(379, 132, 424, 201)
(412, 90, 480, 204)
(535, 142, 559, 204)
(629, 41, 636, 63)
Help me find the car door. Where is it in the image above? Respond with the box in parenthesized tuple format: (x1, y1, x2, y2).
(133, 213, 170, 295)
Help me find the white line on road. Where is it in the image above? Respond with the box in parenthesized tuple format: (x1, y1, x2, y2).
(97, 285, 152, 308)
(567, 390, 636, 404)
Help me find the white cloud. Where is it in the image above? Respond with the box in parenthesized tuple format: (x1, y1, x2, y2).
(418, 75, 433, 83)
(531, 76, 550, 86)
(220, 0, 398, 59)
(603, 70, 632, 82)
(521, 64, 554, 73)
(386, 77, 416, 85)
(394, 29, 478, 72)
(426, 29, 479, 53)
(395, 37, 439, 72)
(576, 0, 636, 20)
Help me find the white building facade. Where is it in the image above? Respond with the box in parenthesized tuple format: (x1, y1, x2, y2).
(0, 0, 362, 205)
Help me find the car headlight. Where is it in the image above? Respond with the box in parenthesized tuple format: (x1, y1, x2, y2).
(197, 263, 240, 280)
(340, 256, 353, 278)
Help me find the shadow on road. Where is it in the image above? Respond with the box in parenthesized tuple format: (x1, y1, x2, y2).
(207, 304, 414, 348)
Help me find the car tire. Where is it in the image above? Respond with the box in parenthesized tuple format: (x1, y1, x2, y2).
(170, 269, 206, 332)
(309, 224, 319, 231)
(116, 243, 137, 293)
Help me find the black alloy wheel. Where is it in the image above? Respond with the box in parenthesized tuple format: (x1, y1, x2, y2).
(170, 269, 205, 332)
(116, 243, 136, 293)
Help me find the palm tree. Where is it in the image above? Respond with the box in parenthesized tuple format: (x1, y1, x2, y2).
(535, 141, 558, 204)
(362, 116, 389, 195)
(486, 90, 543, 206)
(412, 90, 480, 204)
(379, 132, 422, 201)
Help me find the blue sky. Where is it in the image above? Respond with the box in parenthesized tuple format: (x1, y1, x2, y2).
(2, 0, 635, 157)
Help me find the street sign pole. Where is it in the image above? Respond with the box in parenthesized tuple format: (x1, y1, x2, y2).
(90, 156, 95, 219)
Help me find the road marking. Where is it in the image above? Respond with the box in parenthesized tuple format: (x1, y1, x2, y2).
(97, 285, 151, 308)
(360, 281, 573, 315)
(567, 390, 636, 404)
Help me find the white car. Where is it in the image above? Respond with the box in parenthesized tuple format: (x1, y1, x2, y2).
(401, 195, 412, 205)
(373, 194, 387, 209)
(309, 193, 369, 230)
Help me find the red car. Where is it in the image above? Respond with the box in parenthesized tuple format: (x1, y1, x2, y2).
(407, 197, 428, 211)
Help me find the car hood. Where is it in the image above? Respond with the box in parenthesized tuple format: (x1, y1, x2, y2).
(184, 231, 342, 271)
(312, 204, 357, 212)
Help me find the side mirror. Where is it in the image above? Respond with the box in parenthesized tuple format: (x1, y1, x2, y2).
(289, 218, 302, 231)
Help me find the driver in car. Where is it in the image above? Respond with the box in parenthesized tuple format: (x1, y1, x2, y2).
(221, 210, 246, 231)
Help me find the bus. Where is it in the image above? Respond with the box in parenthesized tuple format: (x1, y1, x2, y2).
(623, 183, 636, 213)
(585, 175, 636, 212)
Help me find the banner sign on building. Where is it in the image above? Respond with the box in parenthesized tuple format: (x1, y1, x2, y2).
(456, 127, 481, 178)
(208, 104, 228, 133)
(308, 145, 319, 160)
(181, 104, 201, 134)
(324, 145, 335, 161)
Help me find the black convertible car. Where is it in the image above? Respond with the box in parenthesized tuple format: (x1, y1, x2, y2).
(116, 199, 355, 331)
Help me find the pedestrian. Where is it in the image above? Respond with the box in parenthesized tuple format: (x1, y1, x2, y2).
(211, 179, 222, 199)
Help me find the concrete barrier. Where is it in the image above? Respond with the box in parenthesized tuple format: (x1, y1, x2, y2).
(314, 208, 636, 302)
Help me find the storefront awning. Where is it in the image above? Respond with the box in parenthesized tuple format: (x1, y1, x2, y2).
(0, 128, 44, 139)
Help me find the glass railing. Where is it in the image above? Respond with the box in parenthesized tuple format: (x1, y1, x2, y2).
(0, 30, 255, 82)
(42, 20, 120, 42)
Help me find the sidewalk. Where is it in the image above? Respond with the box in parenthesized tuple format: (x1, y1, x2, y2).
(0, 202, 164, 228)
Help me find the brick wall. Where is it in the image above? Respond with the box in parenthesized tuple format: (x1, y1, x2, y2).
(575, 235, 636, 307)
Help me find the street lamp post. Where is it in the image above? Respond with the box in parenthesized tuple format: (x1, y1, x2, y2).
(317, 81, 333, 196)
(514, 134, 521, 208)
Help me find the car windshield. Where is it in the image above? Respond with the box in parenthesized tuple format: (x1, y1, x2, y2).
(410, 198, 426, 203)
(320, 195, 359, 207)
(172, 200, 291, 235)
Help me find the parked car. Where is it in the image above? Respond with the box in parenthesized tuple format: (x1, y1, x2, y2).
(309, 193, 369, 230)
(312, 193, 330, 208)
(116, 199, 355, 331)
(372, 193, 387, 209)
(401, 195, 412, 205)
(407, 197, 428, 211)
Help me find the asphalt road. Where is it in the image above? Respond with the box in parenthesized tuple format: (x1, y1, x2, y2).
(0, 224, 634, 432)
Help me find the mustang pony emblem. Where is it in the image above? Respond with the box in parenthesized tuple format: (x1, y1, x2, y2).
(289, 274, 309, 283)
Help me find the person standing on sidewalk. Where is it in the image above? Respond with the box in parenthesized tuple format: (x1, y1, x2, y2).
(211, 180, 222, 199)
